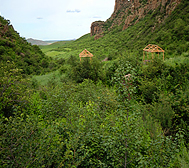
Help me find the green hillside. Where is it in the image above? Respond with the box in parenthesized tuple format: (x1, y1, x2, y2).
(0, 16, 51, 75)
(40, 0, 188, 63)
(1, 0, 189, 167)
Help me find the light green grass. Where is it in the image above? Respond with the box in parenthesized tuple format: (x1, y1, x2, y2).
(40, 41, 72, 51)
(45, 51, 66, 58)
(33, 70, 65, 86)
(40, 41, 74, 59)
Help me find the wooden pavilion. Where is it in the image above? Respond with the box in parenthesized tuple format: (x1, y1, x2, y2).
(79, 49, 93, 61)
(143, 44, 165, 62)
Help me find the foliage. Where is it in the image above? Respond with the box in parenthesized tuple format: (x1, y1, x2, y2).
(178, 147, 189, 168)
(1, 79, 185, 167)
(0, 115, 64, 167)
(67, 57, 103, 83)
(0, 62, 31, 118)
(112, 59, 137, 102)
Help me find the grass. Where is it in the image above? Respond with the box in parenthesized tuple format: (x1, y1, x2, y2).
(33, 70, 65, 86)
(45, 51, 66, 59)
(39, 41, 76, 60)
(39, 41, 73, 53)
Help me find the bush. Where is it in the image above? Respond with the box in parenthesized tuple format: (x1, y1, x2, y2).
(68, 58, 102, 83)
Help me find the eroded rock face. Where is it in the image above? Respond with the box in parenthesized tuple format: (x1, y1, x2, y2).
(90, 0, 181, 39)
(90, 21, 105, 36)
(110, 0, 181, 31)
(114, 0, 131, 12)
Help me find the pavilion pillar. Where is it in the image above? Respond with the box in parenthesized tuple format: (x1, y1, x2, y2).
(143, 51, 145, 62)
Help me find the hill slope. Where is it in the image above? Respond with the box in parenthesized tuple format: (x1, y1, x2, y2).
(0, 16, 50, 75)
(47, 0, 188, 63)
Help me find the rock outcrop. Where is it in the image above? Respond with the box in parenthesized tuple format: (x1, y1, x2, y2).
(0, 22, 15, 37)
(90, 21, 104, 36)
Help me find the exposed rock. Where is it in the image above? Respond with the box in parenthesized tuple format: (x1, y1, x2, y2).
(123, 14, 136, 30)
(20, 53, 25, 57)
(90, 0, 181, 40)
(114, 0, 131, 12)
(90, 21, 105, 36)
(102, 57, 109, 62)
(166, 0, 181, 16)
(109, 0, 181, 31)
(2, 24, 9, 34)
(94, 34, 104, 40)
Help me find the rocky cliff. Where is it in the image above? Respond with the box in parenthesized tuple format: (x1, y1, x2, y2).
(91, 0, 181, 39)
(90, 21, 105, 40)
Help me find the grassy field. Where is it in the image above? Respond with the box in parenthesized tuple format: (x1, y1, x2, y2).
(39, 41, 74, 59)
(33, 70, 65, 86)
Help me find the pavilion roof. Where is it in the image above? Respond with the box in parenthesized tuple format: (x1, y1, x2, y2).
(143, 44, 165, 53)
(79, 49, 93, 57)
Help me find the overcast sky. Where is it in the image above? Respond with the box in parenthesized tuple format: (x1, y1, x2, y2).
(0, 0, 115, 40)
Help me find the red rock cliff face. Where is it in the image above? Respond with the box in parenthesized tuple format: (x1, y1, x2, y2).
(90, 0, 181, 38)
(110, 0, 181, 30)
(90, 21, 104, 36)
(90, 21, 105, 40)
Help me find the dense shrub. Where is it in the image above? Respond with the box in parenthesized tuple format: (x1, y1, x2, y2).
(67, 58, 103, 83)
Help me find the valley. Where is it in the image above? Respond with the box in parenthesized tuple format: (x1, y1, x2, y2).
(0, 0, 189, 167)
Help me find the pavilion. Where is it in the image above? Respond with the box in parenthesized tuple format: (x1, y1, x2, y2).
(143, 44, 165, 62)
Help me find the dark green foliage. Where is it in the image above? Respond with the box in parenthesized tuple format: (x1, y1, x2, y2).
(0, 115, 65, 167)
(0, 80, 184, 167)
(137, 59, 189, 142)
(0, 62, 31, 118)
(67, 57, 103, 83)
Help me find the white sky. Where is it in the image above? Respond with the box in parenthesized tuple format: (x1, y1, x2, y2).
(0, 0, 115, 40)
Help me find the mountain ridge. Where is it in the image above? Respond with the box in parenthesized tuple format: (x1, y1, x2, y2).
(27, 38, 53, 46)
(27, 38, 75, 46)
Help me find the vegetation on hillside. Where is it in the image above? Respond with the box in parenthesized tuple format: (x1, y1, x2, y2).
(0, 16, 53, 75)
(40, 0, 189, 63)
(0, 0, 189, 167)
